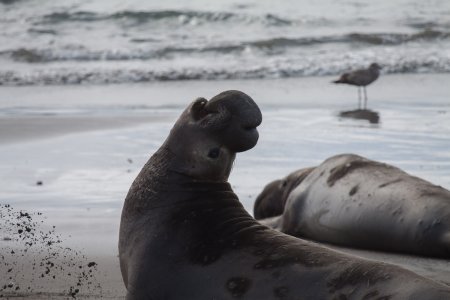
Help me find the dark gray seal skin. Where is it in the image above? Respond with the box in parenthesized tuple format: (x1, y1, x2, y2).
(255, 154, 450, 258)
(119, 92, 450, 299)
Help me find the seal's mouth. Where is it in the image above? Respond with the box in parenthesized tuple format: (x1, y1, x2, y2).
(241, 114, 262, 132)
(228, 115, 261, 152)
(243, 125, 257, 131)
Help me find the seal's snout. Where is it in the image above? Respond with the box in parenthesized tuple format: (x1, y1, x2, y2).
(240, 108, 262, 131)
(212, 90, 261, 153)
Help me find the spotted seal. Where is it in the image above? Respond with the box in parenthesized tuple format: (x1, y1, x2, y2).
(254, 154, 450, 258)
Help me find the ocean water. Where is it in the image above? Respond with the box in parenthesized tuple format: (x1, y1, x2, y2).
(1, 0, 450, 85)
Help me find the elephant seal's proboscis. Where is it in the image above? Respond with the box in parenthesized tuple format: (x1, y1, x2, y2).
(119, 92, 450, 299)
(254, 154, 450, 258)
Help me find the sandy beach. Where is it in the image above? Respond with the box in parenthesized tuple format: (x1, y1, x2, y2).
(0, 74, 449, 298)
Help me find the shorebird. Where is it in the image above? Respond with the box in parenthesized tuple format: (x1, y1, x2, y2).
(333, 63, 381, 109)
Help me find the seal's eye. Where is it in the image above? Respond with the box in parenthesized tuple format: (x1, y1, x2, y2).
(281, 181, 287, 188)
(207, 147, 220, 159)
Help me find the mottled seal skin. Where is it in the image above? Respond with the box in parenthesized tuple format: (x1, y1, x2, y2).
(255, 154, 450, 258)
(119, 93, 450, 299)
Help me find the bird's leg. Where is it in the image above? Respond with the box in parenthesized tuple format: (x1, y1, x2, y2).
(357, 87, 361, 109)
(363, 86, 368, 110)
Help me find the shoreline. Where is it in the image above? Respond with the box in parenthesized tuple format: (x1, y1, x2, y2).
(0, 73, 449, 108)
(0, 114, 171, 145)
(1, 73, 448, 146)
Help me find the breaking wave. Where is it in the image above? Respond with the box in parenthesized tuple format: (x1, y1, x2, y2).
(37, 10, 293, 27)
(3, 29, 449, 63)
(1, 56, 449, 86)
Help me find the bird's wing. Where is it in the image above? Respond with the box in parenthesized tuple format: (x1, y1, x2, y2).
(346, 69, 372, 85)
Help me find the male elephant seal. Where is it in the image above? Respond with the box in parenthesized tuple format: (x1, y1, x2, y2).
(254, 154, 450, 258)
(119, 91, 450, 299)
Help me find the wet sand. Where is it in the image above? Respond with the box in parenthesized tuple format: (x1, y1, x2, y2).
(0, 74, 449, 298)
(0, 115, 166, 145)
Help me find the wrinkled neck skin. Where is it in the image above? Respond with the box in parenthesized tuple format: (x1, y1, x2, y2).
(119, 141, 257, 290)
(122, 144, 235, 217)
(119, 141, 246, 253)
